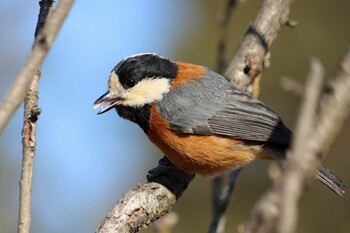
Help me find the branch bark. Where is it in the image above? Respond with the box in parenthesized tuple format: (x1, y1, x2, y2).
(18, 1, 54, 233)
(225, 0, 293, 94)
(96, 1, 294, 232)
(19, 70, 42, 233)
(96, 183, 176, 233)
(0, 0, 74, 134)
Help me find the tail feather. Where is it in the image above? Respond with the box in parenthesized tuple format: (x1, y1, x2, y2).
(316, 167, 346, 197)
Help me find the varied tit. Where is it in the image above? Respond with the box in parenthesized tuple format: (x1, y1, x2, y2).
(94, 53, 345, 196)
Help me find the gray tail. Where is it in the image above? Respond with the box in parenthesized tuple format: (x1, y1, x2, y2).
(317, 167, 346, 197)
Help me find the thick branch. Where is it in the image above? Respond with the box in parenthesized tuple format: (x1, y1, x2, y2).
(96, 157, 194, 233)
(96, 183, 176, 233)
(225, 0, 293, 94)
(0, 0, 74, 134)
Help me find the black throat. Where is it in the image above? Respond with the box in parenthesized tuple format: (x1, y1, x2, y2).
(115, 104, 151, 133)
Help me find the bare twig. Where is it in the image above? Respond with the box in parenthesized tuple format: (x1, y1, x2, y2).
(0, 0, 74, 134)
(241, 46, 350, 233)
(18, 1, 54, 233)
(97, 1, 295, 232)
(19, 71, 42, 233)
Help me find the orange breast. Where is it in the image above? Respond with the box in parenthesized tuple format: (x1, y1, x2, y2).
(148, 105, 264, 176)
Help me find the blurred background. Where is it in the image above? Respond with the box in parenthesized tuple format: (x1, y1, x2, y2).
(0, 1, 349, 232)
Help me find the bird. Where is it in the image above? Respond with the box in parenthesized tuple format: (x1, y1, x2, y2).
(93, 53, 345, 196)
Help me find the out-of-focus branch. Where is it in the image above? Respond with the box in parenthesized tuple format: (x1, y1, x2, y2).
(280, 76, 304, 97)
(18, 1, 54, 233)
(97, 1, 295, 232)
(241, 46, 350, 233)
(153, 212, 179, 233)
(277, 59, 324, 233)
(0, 0, 74, 134)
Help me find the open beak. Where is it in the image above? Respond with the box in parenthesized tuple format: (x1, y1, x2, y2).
(93, 91, 123, 114)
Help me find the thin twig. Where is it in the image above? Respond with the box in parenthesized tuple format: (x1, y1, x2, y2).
(19, 71, 42, 233)
(18, 1, 54, 233)
(0, 0, 74, 134)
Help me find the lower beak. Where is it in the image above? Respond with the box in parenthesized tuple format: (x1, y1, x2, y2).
(93, 91, 123, 114)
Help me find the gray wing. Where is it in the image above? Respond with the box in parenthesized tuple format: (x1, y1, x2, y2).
(157, 70, 292, 146)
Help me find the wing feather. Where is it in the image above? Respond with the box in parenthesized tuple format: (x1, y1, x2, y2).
(157, 69, 292, 147)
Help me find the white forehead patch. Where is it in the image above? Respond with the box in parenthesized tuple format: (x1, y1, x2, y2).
(124, 53, 160, 60)
(108, 72, 171, 107)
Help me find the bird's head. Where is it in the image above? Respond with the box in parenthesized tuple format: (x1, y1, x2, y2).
(93, 53, 178, 114)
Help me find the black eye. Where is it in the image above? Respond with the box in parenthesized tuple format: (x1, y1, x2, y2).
(125, 78, 137, 88)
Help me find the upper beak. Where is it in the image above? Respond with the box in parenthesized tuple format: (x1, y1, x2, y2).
(93, 91, 123, 114)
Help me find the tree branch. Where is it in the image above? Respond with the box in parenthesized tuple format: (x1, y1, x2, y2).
(225, 0, 293, 94)
(17, 1, 56, 233)
(0, 0, 74, 134)
(96, 1, 295, 232)
(277, 59, 324, 233)
(241, 46, 350, 233)
(96, 183, 176, 233)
